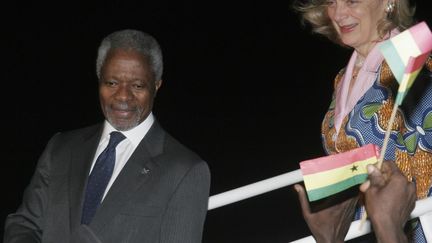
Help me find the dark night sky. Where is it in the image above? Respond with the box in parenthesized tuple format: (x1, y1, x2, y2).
(2, 1, 431, 242)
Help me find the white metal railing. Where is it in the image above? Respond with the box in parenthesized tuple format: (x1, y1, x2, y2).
(208, 169, 303, 210)
(207, 169, 432, 242)
(291, 197, 432, 242)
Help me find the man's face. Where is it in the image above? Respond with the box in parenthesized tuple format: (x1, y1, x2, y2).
(99, 49, 161, 131)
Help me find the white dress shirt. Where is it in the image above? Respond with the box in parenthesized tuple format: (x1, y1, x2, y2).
(89, 113, 155, 200)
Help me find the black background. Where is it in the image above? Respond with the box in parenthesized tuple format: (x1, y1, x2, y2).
(2, 1, 431, 242)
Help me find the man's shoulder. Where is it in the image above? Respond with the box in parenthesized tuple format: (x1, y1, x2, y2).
(47, 123, 102, 147)
(163, 132, 205, 164)
(145, 121, 202, 162)
(143, 123, 210, 186)
(152, 125, 208, 170)
(57, 123, 101, 137)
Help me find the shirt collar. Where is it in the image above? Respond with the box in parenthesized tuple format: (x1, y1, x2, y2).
(101, 112, 155, 147)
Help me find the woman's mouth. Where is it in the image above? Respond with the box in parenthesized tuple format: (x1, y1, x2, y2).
(339, 24, 357, 34)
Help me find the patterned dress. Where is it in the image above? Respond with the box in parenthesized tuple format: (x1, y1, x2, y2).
(321, 57, 432, 242)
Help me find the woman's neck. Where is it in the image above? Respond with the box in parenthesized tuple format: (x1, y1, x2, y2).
(354, 36, 383, 62)
(355, 54, 366, 68)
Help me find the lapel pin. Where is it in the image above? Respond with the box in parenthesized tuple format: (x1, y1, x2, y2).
(141, 167, 150, 174)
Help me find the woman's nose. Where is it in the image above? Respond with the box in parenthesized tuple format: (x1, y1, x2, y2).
(331, 2, 348, 22)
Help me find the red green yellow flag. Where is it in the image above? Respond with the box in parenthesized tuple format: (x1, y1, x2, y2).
(379, 21, 432, 105)
(300, 144, 380, 201)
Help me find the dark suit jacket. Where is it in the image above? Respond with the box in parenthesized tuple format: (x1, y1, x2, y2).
(4, 121, 210, 243)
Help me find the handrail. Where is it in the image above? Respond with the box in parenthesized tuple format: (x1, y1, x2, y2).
(207, 169, 432, 241)
(208, 169, 303, 210)
(291, 197, 432, 242)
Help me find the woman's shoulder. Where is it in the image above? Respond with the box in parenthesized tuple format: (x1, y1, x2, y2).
(379, 60, 396, 87)
(379, 55, 432, 85)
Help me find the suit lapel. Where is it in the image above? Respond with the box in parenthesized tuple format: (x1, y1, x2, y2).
(69, 126, 103, 230)
(89, 121, 166, 233)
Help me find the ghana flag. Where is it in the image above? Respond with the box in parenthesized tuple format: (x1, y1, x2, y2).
(379, 21, 432, 105)
(300, 144, 380, 202)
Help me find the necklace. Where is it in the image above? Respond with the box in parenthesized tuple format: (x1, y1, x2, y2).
(355, 56, 365, 68)
(355, 55, 364, 68)
(352, 68, 360, 81)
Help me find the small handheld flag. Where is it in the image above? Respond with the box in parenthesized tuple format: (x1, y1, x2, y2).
(359, 22, 432, 227)
(300, 144, 380, 202)
(379, 21, 432, 105)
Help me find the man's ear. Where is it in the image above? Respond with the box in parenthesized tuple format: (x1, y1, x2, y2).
(153, 80, 163, 97)
(155, 80, 163, 91)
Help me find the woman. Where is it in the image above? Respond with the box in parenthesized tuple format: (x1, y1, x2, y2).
(294, 0, 432, 241)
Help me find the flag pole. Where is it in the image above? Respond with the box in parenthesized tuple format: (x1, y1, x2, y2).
(376, 101, 399, 168)
(360, 90, 402, 228)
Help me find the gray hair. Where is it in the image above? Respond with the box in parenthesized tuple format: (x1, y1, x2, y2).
(96, 29, 163, 81)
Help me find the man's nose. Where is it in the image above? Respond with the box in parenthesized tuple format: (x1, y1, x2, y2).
(115, 85, 133, 101)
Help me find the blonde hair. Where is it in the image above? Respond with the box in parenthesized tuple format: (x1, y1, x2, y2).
(293, 0, 416, 45)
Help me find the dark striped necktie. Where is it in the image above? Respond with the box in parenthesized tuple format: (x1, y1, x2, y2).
(81, 131, 126, 225)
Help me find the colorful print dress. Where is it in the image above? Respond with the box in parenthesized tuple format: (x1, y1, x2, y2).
(321, 57, 432, 242)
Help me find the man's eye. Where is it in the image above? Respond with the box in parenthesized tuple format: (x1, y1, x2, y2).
(133, 82, 147, 89)
(346, 0, 359, 5)
(104, 80, 117, 86)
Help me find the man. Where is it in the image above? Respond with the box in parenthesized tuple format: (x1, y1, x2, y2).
(4, 29, 211, 243)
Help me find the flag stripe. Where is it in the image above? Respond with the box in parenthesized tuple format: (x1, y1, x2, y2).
(399, 69, 421, 93)
(300, 144, 378, 175)
(405, 53, 430, 73)
(396, 68, 421, 105)
(391, 30, 422, 66)
(303, 157, 375, 190)
(379, 41, 405, 83)
(306, 174, 368, 201)
(409, 21, 432, 53)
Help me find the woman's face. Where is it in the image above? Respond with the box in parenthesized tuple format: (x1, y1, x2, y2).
(327, 0, 388, 55)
